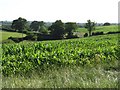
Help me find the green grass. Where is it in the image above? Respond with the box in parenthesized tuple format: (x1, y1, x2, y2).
(2, 65, 118, 88)
(94, 25, 118, 33)
(0, 30, 26, 42)
(75, 25, 118, 37)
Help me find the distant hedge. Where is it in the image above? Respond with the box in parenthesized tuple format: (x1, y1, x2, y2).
(2, 28, 16, 32)
(107, 31, 120, 34)
(92, 32, 104, 36)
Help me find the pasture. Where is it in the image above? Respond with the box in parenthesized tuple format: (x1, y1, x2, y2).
(0, 30, 26, 43)
(75, 25, 118, 37)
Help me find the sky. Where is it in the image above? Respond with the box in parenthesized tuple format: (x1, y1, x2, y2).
(0, 0, 119, 23)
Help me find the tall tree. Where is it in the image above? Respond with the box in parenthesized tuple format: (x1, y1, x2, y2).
(11, 17, 27, 31)
(65, 22, 78, 38)
(30, 21, 47, 33)
(30, 21, 40, 32)
(49, 20, 65, 39)
(85, 20, 95, 36)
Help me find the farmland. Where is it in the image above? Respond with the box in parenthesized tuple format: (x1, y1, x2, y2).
(0, 30, 26, 43)
(75, 25, 118, 37)
(2, 30, 119, 88)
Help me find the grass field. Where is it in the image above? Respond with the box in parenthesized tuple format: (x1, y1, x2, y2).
(2, 65, 118, 88)
(0, 30, 26, 42)
(1, 25, 119, 88)
(75, 25, 118, 37)
(76, 25, 118, 32)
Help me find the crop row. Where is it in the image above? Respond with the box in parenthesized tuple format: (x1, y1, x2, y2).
(2, 35, 119, 76)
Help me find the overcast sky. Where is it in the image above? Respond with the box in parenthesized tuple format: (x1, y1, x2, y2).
(0, 0, 119, 23)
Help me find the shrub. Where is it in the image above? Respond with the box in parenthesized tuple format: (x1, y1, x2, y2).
(92, 32, 104, 36)
(22, 30, 28, 34)
(67, 34, 79, 39)
(84, 33, 88, 37)
(37, 36, 44, 41)
(103, 22, 111, 26)
(32, 35, 37, 41)
(24, 34, 38, 41)
(107, 31, 120, 34)
(8, 37, 21, 43)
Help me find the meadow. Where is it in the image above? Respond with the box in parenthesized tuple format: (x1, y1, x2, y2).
(0, 30, 26, 43)
(1, 25, 119, 88)
(75, 25, 118, 37)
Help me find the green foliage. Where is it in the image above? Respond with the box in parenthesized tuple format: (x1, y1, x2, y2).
(103, 22, 111, 26)
(24, 34, 37, 41)
(85, 20, 96, 36)
(49, 20, 65, 39)
(40, 25, 48, 34)
(30, 21, 40, 31)
(30, 21, 48, 34)
(11, 17, 27, 31)
(65, 22, 78, 38)
(2, 34, 118, 76)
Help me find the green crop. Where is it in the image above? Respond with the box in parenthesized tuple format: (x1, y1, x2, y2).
(2, 34, 119, 76)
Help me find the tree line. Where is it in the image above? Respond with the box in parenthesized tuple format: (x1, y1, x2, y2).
(11, 17, 98, 40)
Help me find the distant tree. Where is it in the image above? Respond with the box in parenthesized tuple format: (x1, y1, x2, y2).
(103, 22, 110, 26)
(49, 20, 65, 39)
(30, 21, 40, 32)
(40, 25, 48, 34)
(11, 17, 27, 31)
(65, 22, 78, 38)
(30, 21, 48, 34)
(39, 21, 44, 27)
(85, 20, 96, 36)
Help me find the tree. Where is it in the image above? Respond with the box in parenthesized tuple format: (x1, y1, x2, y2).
(65, 22, 78, 38)
(49, 20, 65, 39)
(30, 21, 48, 34)
(11, 17, 27, 31)
(85, 20, 95, 36)
(30, 21, 40, 32)
(40, 25, 48, 34)
(103, 22, 110, 26)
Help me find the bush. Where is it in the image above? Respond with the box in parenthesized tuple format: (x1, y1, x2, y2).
(103, 22, 111, 26)
(26, 31, 34, 35)
(37, 36, 44, 41)
(92, 32, 104, 36)
(17, 30, 22, 33)
(8, 37, 22, 43)
(2, 28, 15, 32)
(107, 31, 120, 34)
(84, 33, 88, 37)
(67, 34, 79, 39)
(22, 30, 28, 34)
(40, 26, 49, 34)
(24, 34, 38, 41)
(32, 35, 37, 41)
